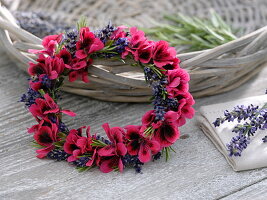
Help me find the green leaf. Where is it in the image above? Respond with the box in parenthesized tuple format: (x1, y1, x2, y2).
(77, 166, 91, 172)
(53, 141, 65, 148)
(145, 11, 236, 52)
(57, 132, 67, 139)
(31, 141, 46, 148)
(91, 139, 107, 147)
(77, 16, 88, 30)
(38, 89, 45, 96)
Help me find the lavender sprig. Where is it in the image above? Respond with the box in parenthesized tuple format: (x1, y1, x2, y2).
(144, 66, 178, 121)
(62, 29, 78, 56)
(20, 88, 42, 107)
(94, 22, 129, 58)
(226, 134, 250, 157)
(213, 104, 259, 127)
(94, 21, 116, 44)
(47, 149, 69, 161)
(122, 154, 144, 173)
(213, 103, 267, 157)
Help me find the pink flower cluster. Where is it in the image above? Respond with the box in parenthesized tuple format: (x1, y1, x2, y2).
(22, 24, 195, 173)
(29, 27, 103, 83)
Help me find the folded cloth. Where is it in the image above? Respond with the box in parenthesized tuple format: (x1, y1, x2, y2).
(197, 95, 267, 171)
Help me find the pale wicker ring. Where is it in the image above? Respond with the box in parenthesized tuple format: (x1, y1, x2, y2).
(0, 0, 267, 102)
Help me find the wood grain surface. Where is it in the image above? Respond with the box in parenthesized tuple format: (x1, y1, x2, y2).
(1, 51, 267, 200)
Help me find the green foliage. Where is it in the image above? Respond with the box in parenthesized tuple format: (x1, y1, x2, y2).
(162, 146, 176, 162)
(76, 166, 91, 172)
(91, 139, 107, 147)
(77, 16, 88, 30)
(144, 10, 237, 52)
(31, 141, 46, 148)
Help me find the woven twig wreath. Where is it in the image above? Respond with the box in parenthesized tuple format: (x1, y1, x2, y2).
(20, 22, 195, 173)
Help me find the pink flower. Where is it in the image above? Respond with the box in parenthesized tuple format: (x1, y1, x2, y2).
(29, 34, 62, 56)
(141, 110, 180, 147)
(65, 58, 92, 83)
(85, 148, 101, 167)
(128, 27, 146, 48)
(153, 111, 180, 147)
(98, 123, 127, 173)
(28, 55, 65, 80)
(28, 54, 46, 76)
(29, 94, 76, 120)
(166, 68, 190, 97)
(153, 40, 177, 68)
(28, 117, 50, 133)
(64, 126, 93, 162)
(110, 25, 127, 40)
(56, 48, 72, 64)
(36, 146, 55, 159)
(133, 41, 154, 63)
(125, 125, 160, 163)
(169, 92, 195, 127)
(33, 121, 59, 158)
(34, 124, 58, 147)
(141, 110, 156, 127)
(68, 70, 89, 83)
(28, 120, 44, 134)
(122, 27, 147, 59)
(98, 156, 124, 173)
(75, 27, 104, 59)
(162, 57, 180, 71)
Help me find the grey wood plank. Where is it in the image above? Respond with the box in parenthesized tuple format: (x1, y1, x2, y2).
(1, 51, 267, 200)
(221, 178, 267, 200)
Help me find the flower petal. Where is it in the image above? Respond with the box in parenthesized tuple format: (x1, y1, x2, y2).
(86, 149, 97, 167)
(99, 158, 115, 173)
(118, 158, 124, 173)
(138, 143, 151, 163)
(75, 50, 87, 59)
(61, 110, 76, 117)
(116, 142, 127, 156)
(98, 145, 115, 157)
(147, 140, 161, 153)
(69, 71, 78, 82)
(127, 140, 140, 156)
(36, 145, 54, 158)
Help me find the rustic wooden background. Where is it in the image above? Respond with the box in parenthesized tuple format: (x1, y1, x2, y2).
(0, 49, 267, 199)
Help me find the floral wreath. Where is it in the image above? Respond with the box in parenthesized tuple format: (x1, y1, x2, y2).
(20, 21, 195, 173)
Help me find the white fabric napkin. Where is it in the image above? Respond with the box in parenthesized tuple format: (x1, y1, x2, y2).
(197, 95, 267, 171)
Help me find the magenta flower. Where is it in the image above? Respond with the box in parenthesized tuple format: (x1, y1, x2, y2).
(28, 55, 65, 80)
(153, 111, 180, 147)
(65, 58, 92, 83)
(29, 34, 62, 56)
(98, 123, 127, 173)
(110, 25, 127, 40)
(125, 125, 160, 163)
(29, 94, 76, 120)
(64, 126, 93, 162)
(174, 92, 195, 126)
(122, 27, 147, 59)
(166, 68, 190, 97)
(141, 110, 156, 127)
(86, 148, 101, 167)
(56, 48, 72, 64)
(34, 124, 58, 147)
(128, 27, 146, 48)
(75, 27, 104, 59)
(33, 121, 59, 158)
(133, 41, 154, 63)
(161, 57, 180, 71)
(153, 40, 177, 68)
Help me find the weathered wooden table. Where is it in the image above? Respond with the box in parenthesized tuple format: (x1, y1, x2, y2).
(0, 51, 267, 200)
